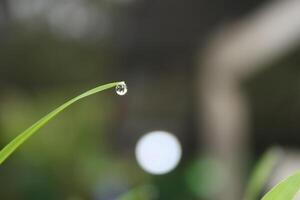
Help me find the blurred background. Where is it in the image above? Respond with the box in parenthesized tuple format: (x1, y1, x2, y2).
(1, 0, 300, 199)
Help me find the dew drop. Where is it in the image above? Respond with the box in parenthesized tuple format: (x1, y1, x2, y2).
(115, 81, 127, 96)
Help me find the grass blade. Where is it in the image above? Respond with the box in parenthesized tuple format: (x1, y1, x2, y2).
(261, 171, 300, 200)
(0, 82, 121, 165)
(243, 148, 281, 200)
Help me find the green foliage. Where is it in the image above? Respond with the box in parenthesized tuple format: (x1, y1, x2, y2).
(185, 157, 223, 199)
(2, 82, 300, 200)
(243, 148, 281, 200)
(117, 185, 157, 200)
(0, 82, 121, 165)
(261, 171, 300, 200)
(244, 147, 300, 200)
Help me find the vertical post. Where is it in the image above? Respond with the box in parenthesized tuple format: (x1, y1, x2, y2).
(198, 0, 300, 199)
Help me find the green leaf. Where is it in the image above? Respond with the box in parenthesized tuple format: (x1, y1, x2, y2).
(243, 148, 281, 200)
(261, 171, 300, 200)
(0, 82, 121, 165)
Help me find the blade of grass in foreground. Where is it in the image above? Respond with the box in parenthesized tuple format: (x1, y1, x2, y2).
(261, 171, 300, 200)
(243, 147, 281, 200)
(0, 82, 122, 165)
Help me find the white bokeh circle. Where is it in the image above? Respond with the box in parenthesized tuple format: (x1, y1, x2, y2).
(135, 131, 182, 175)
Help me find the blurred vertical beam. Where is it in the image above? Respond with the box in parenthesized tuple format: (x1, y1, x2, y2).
(198, 0, 300, 199)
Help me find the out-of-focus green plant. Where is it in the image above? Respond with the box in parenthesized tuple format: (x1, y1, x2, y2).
(243, 148, 281, 200)
(243, 147, 300, 200)
(0, 82, 122, 165)
(117, 185, 157, 200)
(2, 81, 300, 200)
(261, 171, 300, 200)
(119, 147, 300, 200)
(185, 157, 224, 199)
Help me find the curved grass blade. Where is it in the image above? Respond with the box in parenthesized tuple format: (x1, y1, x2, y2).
(261, 171, 300, 200)
(0, 82, 121, 165)
(243, 147, 281, 200)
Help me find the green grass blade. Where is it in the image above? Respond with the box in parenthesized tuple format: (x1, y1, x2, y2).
(261, 171, 300, 200)
(243, 148, 281, 200)
(0, 82, 121, 165)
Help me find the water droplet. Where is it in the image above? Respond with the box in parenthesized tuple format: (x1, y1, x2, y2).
(115, 81, 127, 96)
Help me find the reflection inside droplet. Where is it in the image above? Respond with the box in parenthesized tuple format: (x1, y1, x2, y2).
(135, 131, 182, 175)
(115, 81, 127, 96)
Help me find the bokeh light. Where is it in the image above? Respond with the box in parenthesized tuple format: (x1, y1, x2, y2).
(135, 131, 182, 175)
